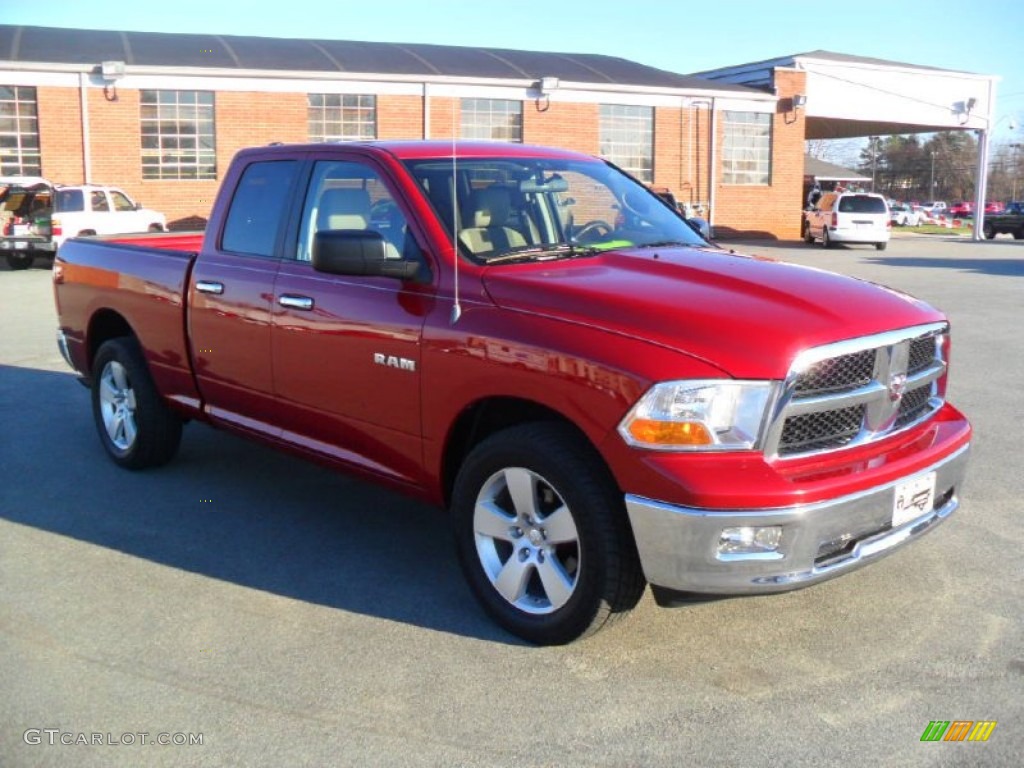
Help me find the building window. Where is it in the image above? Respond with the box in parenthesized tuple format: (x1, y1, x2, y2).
(599, 105, 653, 182)
(140, 90, 216, 180)
(0, 86, 41, 176)
(460, 99, 522, 142)
(723, 111, 772, 185)
(308, 94, 377, 142)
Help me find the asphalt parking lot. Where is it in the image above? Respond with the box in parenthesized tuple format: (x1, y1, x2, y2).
(1, 234, 1021, 767)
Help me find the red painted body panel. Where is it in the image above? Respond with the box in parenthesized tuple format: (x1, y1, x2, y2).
(481, 248, 944, 380)
(53, 141, 971, 516)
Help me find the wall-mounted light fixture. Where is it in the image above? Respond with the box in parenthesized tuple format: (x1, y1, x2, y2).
(99, 60, 126, 101)
(955, 96, 978, 125)
(534, 76, 559, 111)
(792, 93, 807, 109)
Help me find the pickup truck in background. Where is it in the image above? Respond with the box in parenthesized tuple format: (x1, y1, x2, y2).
(0, 181, 166, 270)
(981, 201, 1024, 239)
(53, 141, 972, 644)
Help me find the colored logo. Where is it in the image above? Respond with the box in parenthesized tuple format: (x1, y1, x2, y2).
(920, 720, 997, 742)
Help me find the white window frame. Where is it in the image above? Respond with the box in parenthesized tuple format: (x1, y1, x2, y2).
(308, 94, 377, 142)
(140, 90, 216, 180)
(460, 98, 523, 142)
(0, 85, 41, 176)
(722, 111, 772, 185)
(599, 104, 654, 183)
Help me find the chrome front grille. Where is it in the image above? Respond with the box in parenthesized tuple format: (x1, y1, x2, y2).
(764, 323, 948, 459)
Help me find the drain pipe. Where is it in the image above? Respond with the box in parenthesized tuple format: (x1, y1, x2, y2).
(79, 71, 92, 183)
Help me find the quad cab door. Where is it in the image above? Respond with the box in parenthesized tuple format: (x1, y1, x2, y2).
(271, 153, 435, 487)
(188, 158, 301, 436)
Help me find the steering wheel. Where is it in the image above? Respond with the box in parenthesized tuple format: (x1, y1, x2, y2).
(574, 220, 613, 241)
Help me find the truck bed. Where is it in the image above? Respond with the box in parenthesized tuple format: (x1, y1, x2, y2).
(54, 233, 203, 412)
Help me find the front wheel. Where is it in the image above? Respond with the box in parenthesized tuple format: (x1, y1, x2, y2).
(91, 337, 183, 469)
(5, 251, 32, 270)
(875, 242, 887, 251)
(802, 222, 814, 244)
(983, 222, 996, 239)
(452, 423, 645, 645)
(1014, 226, 1023, 240)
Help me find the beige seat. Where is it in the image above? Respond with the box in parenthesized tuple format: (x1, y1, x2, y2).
(459, 187, 527, 256)
(317, 187, 372, 231)
(315, 187, 400, 258)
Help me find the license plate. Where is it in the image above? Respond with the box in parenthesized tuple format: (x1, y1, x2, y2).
(893, 471, 936, 528)
(14, 240, 27, 248)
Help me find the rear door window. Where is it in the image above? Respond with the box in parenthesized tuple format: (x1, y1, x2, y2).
(221, 160, 300, 257)
(838, 195, 887, 214)
(55, 189, 84, 212)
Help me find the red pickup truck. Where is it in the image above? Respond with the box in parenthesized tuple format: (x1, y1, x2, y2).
(53, 141, 971, 645)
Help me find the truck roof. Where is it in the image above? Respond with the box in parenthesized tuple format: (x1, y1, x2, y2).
(243, 140, 598, 162)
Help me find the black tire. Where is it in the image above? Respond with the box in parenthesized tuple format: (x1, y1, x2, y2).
(1014, 226, 1023, 240)
(91, 337, 183, 469)
(983, 222, 995, 240)
(821, 228, 833, 248)
(802, 222, 814, 244)
(5, 251, 32, 270)
(875, 242, 887, 251)
(148, 223, 164, 232)
(452, 422, 645, 645)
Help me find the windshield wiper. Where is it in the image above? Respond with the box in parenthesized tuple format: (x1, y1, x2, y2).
(483, 243, 600, 265)
(636, 240, 694, 249)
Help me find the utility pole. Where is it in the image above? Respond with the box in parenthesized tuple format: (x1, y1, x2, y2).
(870, 136, 878, 192)
(1012, 144, 1022, 201)
(929, 151, 936, 201)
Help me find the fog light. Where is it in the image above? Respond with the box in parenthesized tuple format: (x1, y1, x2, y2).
(718, 526, 783, 558)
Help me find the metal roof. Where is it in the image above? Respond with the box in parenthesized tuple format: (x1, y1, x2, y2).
(690, 49, 970, 89)
(803, 155, 869, 182)
(0, 24, 755, 92)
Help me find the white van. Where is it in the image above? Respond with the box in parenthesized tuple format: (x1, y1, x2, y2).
(802, 192, 891, 250)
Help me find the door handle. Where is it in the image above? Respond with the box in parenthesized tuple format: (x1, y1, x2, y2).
(195, 280, 224, 295)
(278, 294, 314, 311)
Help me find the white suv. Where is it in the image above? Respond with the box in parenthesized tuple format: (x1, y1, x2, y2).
(802, 191, 891, 251)
(1, 182, 166, 270)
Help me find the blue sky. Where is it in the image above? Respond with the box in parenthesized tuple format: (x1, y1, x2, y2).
(4, 0, 1022, 143)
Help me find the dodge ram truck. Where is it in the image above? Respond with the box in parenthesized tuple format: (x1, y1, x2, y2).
(53, 141, 972, 645)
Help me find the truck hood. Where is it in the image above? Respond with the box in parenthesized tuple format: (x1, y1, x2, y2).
(481, 246, 944, 379)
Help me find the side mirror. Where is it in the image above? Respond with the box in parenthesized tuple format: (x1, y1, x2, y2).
(686, 217, 711, 240)
(312, 230, 420, 280)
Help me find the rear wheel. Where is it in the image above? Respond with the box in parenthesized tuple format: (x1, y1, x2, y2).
(452, 423, 645, 645)
(91, 337, 183, 469)
(875, 242, 887, 251)
(821, 228, 833, 248)
(1014, 226, 1023, 240)
(148, 223, 164, 232)
(5, 251, 32, 270)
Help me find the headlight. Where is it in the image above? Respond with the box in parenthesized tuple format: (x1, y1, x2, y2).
(618, 380, 775, 451)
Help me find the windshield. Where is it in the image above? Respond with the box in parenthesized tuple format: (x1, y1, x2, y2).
(402, 156, 706, 263)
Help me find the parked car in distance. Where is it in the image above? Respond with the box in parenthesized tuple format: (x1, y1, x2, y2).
(802, 191, 891, 249)
(890, 204, 922, 226)
(0, 182, 166, 270)
(984, 201, 1004, 214)
(981, 201, 1024, 239)
(948, 201, 974, 218)
(920, 201, 948, 216)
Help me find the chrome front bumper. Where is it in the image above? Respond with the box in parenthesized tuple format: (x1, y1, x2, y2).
(625, 444, 969, 595)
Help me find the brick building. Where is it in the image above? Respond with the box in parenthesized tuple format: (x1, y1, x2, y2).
(3, 24, 811, 237)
